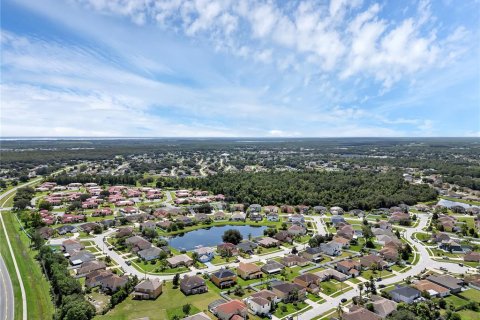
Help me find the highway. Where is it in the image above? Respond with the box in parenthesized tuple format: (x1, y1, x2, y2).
(0, 255, 14, 320)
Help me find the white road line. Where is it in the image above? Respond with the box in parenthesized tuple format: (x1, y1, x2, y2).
(0, 213, 27, 320)
(0, 256, 12, 320)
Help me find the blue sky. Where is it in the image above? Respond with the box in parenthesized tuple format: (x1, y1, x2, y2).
(1, 0, 479, 137)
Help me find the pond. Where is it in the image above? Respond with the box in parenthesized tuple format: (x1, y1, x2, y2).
(436, 199, 480, 209)
(166, 225, 267, 251)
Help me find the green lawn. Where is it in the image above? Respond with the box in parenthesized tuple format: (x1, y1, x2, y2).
(444, 295, 470, 311)
(131, 259, 189, 274)
(457, 309, 480, 320)
(360, 269, 392, 280)
(348, 277, 362, 284)
(319, 280, 345, 296)
(97, 281, 221, 320)
(0, 211, 54, 320)
(458, 289, 480, 303)
(273, 301, 309, 318)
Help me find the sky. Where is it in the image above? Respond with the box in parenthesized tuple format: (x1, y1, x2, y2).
(1, 0, 479, 137)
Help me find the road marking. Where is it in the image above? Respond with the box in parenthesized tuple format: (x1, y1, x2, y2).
(0, 256, 11, 320)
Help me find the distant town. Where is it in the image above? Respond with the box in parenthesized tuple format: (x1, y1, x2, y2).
(0, 138, 479, 320)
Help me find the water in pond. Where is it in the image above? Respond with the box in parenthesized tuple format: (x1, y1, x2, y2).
(436, 199, 480, 209)
(166, 225, 267, 251)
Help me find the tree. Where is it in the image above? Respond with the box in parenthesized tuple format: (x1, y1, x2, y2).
(173, 273, 180, 287)
(31, 231, 45, 250)
(358, 283, 364, 301)
(291, 246, 298, 254)
(281, 222, 288, 230)
(438, 298, 446, 309)
(387, 309, 416, 320)
(222, 229, 243, 245)
(39, 201, 53, 211)
(182, 303, 191, 315)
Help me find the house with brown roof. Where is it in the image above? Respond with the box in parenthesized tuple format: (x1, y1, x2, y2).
(464, 251, 480, 262)
(101, 274, 129, 293)
(336, 259, 361, 277)
(274, 231, 293, 244)
(237, 263, 263, 280)
(279, 254, 310, 267)
(337, 224, 355, 240)
(360, 255, 387, 270)
(414, 280, 450, 297)
(211, 268, 237, 289)
(217, 242, 239, 256)
(133, 278, 162, 300)
(288, 225, 306, 236)
(371, 295, 397, 318)
(258, 236, 280, 248)
(166, 254, 193, 268)
(271, 282, 306, 302)
(315, 268, 349, 282)
(379, 246, 399, 262)
(342, 305, 382, 320)
(180, 275, 208, 295)
(293, 273, 321, 293)
(244, 295, 271, 316)
(389, 212, 411, 224)
(62, 239, 85, 254)
(85, 269, 114, 288)
(332, 236, 350, 248)
(211, 300, 248, 320)
(76, 260, 106, 276)
(125, 236, 152, 253)
(426, 275, 463, 293)
(115, 227, 133, 238)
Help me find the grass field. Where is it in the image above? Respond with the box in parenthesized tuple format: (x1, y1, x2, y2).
(458, 289, 480, 303)
(97, 281, 222, 320)
(444, 294, 470, 310)
(457, 309, 480, 320)
(0, 211, 54, 320)
(273, 301, 309, 318)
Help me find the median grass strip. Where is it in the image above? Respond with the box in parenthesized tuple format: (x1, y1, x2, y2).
(0, 211, 54, 320)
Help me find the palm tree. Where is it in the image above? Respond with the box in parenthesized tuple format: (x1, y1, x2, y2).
(358, 283, 364, 302)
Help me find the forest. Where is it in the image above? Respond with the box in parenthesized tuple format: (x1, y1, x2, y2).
(159, 170, 438, 210)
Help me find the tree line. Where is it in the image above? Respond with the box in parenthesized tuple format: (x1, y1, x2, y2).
(158, 170, 437, 210)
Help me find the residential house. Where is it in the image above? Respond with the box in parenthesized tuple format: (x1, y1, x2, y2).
(289, 214, 305, 225)
(414, 280, 450, 297)
(315, 268, 349, 282)
(138, 247, 162, 261)
(217, 243, 239, 256)
(440, 239, 464, 253)
(210, 300, 248, 320)
(230, 212, 246, 221)
(101, 274, 129, 293)
(431, 232, 451, 243)
(464, 251, 480, 262)
(314, 206, 327, 214)
(389, 286, 421, 303)
(320, 241, 342, 256)
(332, 236, 350, 248)
(331, 215, 346, 226)
(236, 240, 258, 254)
(258, 237, 280, 248)
(261, 260, 285, 274)
(76, 260, 106, 276)
(389, 212, 411, 224)
(279, 254, 310, 267)
(69, 251, 96, 266)
(336, 259, 361, 277)
(213, 211, 227, 220)
(211, 268, 237, 289)
(193, 247, 215, 263)
(360, 255, 387, 270)
(249, 204, 262, 213)
(166, 254, 193, 268)
(274, 231, 293, 244)
(301, 246, 323, 262)
(427, 275, 463, 294)
(57, 225, 77, 235)
(266, 212, 279, 222)
(293, 273, 321, 293)
(116, 227, 133, 238)
(85, 269, 114, 288)
(237, 262, 263, 280)
(125, 236, 152, 253)
(62, 239, 84, 254)
(180, 275, 208, 295)
(244, 295, 271, 316)
(183, 312, 211, 320)
(288, 225, 306, 236)
(371, 295, 397, 318)
(249, 212, 263, 222)
(133, 278, 162, 300)
(281, 205, 295, 214)
(264, 206, 279, 214)
(342, 305, 381, 320)
(330, 206, 344, 215)
(271, 282, 306, 302)
(337, 224, 355, 240)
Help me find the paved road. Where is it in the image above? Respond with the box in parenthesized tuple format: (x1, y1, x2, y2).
(0, 255, 14, 320)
